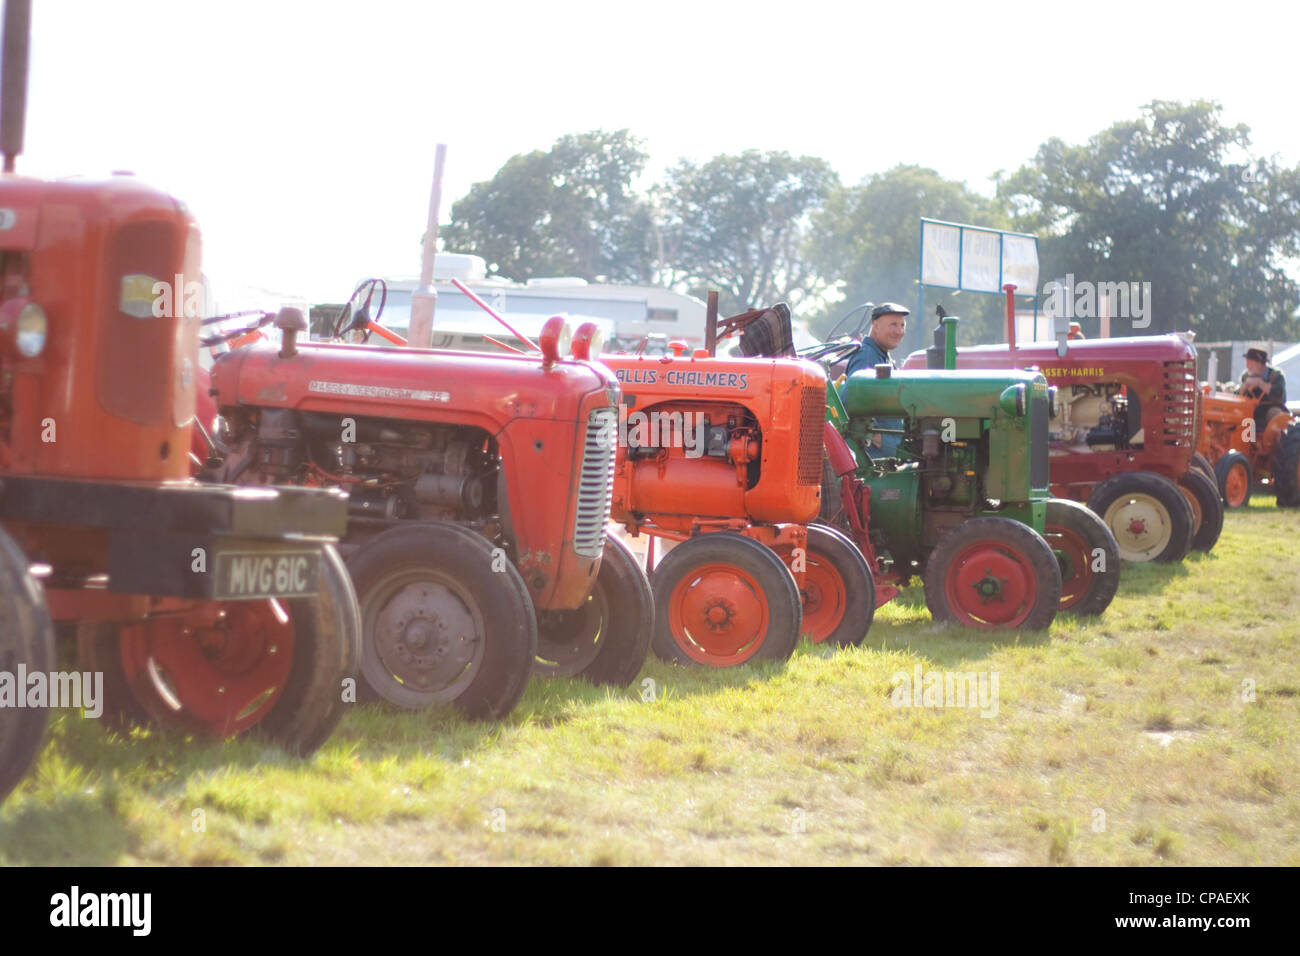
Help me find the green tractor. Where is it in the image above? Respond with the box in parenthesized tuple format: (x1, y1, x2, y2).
(805, 313, 1121, 629)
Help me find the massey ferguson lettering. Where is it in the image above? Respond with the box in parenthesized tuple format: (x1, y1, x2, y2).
(309, 380, 451, 402)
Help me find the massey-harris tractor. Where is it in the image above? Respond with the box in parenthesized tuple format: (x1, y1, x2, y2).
(0, 1, 360, 804)
(1197, 386, 1300, 508)
(600, 339, 876, 666)
(902, 304, 1222, 564)
(203, 292, 653, 718)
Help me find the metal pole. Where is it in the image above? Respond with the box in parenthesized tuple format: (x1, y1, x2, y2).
(1, 0, 31, 173)
(705, 291, 718, 355)
(408, 143, 447, 349)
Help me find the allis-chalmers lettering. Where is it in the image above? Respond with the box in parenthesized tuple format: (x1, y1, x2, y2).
(614, 367, 749, 389)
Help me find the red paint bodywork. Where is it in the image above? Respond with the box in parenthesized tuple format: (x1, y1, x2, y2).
(903, 335, 1200, 498)
(209, 340, 618, 610)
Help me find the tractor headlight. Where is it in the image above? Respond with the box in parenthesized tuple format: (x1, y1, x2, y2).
(16, 303, 48, 357)
(538, 316, 572, 367)
(1047, 385, 1059, 419)
(999, 383, 1028, 417)
(571, 321, 604, 361)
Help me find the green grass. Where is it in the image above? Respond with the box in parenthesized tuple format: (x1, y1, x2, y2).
(3, 501, 1298, 865)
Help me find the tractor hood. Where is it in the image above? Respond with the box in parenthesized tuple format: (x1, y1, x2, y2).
(841, 368, 1048, 420)
(902, 334, 1197, 375)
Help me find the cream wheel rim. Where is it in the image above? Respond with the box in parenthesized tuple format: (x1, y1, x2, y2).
(1103, 493, 1174, 561)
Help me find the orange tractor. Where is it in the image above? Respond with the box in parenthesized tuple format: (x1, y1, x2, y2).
(1197, 387, 1300, 508)
(600, 310, 875, 667)
(0, 1, 359, 803)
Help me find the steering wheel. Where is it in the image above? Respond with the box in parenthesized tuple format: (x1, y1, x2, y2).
(824, 302, 873, 342)
(331, 278, 388, 342)
(800, 340, 862, 367)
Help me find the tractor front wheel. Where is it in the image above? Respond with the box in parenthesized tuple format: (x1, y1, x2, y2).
(1214, 451, 1253, 509)
(924, 517, 1062, 630)
(1272, 423, 1300, 508)
(1087, 471, 1195, 563)
(651, 532, 801, 667)
(786, 523, 875, 646)
(0, 528, 56, 804)
(347, 522, 535, 720)
(1179, 468, 1225, 551)
(534, 534, 652, 686)
(1043, 498, 1120, 617)
(79, 544, 360, 756)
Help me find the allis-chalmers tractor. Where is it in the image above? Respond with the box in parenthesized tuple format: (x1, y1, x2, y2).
(599, 341, 874, 665)
(203, 288, 653, 718)
(0, 1, 359, 804)
(902, 302, 1221, 564)
(1197, 386, 1300, 508)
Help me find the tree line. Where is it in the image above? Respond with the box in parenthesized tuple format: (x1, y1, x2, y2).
(441, 102, 1300, 344)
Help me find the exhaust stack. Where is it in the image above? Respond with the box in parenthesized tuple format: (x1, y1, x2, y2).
(1, 0, 30, 173)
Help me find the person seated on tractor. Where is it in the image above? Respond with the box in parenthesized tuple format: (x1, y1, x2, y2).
(1240, 347, 1287, 434)
(843, 302, 910, 457)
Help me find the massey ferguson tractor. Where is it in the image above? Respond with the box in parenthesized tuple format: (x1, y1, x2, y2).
(0, 0, 360, 804)
(902, 296, 1222, 564)
(600, 339, 875, 666)
(1197, 385, 1300, 508)
(202, 286, 653, 717)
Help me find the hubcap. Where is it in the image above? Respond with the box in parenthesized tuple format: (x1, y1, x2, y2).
(367, 573, 483, 699)
(668, 562, 770, 665)
(1225, 464, 1249, 507)
(944, 540, 1036, 627)
(1103, 493, 1174, 561)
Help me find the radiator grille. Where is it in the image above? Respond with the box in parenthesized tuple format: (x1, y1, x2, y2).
(573, 407, 617, 558)
(798, 385, 826, 485)
(1160, 360, 1197, 447)
(1031, 394, 1050, 488)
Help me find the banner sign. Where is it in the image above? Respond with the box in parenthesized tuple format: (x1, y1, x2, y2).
(920, 219, 1038, 295)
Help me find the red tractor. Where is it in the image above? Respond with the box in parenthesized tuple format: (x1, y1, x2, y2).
(203, 285, 653, 717)
(600, 319, 875, 667)
(0, 1, 359, 803)
(904, 321, 1221, 564)
(1197, 386, 1300, 508)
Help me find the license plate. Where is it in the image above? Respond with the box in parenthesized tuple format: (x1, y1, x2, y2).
(213, 550, 320, 600)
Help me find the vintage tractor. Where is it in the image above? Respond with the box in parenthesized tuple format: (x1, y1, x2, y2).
(600, 342, 875, 665)
(901, 298, 1221, 564)
(203, 286, 653, 718)
(0, 0, 360, 804)
(1197, 386, 1300, 508)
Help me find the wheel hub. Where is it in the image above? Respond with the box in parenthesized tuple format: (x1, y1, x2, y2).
(971, 570, 1008, 604)
(372, 580, 478, 690)
(947, 543, 1033, 626)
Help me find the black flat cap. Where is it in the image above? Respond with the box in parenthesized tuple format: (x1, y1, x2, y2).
(871, 302, 910, 321)
(1245, 347, 1269, 364)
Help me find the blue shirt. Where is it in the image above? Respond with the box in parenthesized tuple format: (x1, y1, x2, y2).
(841, 335, 903, 458)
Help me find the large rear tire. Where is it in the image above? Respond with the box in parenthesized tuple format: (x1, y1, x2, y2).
(79, 544, 360, 756)
(792, 523, 875, 646)
(1190, 452, 1216, 487)
(923, 517, 1062, 630)
(1272, 423, 1300, 508)
(1178, 468, 1224, 551)
(1043, 498, 1120, 617)
(650, 532, 801, 667)
(1087, 471, 1195, 563)
(534, 534, 652, 686)
(1214, 450, 1252, 509)
(0, 528, 56, 804)
(347, 522, 536, 720)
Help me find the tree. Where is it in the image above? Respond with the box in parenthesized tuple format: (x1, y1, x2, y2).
(442, 129, 654, 283)
(657, 150, 838, 315)
(807, 165, 1011, 345)
(996, 100, 1300, 340)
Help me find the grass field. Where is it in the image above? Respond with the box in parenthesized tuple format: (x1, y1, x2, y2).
(2, 501, 1297, 866)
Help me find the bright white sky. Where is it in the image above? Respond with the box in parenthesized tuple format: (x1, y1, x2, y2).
(17, 0, 1300, 305)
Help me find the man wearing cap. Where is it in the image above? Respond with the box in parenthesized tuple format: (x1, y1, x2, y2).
(1240, 347, 1287, 434)
(843, 302, 910, 457)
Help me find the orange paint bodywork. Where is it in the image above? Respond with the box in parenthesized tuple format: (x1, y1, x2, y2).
(1197, 387, 1291, 476)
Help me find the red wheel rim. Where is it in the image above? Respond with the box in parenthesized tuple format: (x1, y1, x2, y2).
(800, 552, 847, 643)
(943, 539, 1038, 628)
(118, 601, 295, 737)
(1044, 521, 1093, 611)
(1224, 463, 1249, 507)
(667, 562, 770, 665)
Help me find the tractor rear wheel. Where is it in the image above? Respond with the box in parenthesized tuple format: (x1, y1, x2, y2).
(651, 532, 801, 667)
(791, 523, 875, 646)
(1273, 423, 1300, 508)
(1087, 471, 1195, 563)
(1190, 453, 1216, 488)
(79, 544, 360, 756)
(1214, 451, 1252, 509)
(0, 528, 56, 804)
(347, 522, 535, 720)
(923, 517, 1062, 630)
(1179, 468, 1224, 551)
(534, 534, 652, 686)
(1043, 498, 1120, 617)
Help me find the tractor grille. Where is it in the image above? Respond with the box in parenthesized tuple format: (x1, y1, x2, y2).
(1161, 360, 1198, 447)
(1031, 394, 1050, 489)
(573, 406, 617, 559)
(797, 385, 826, 485)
